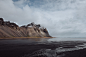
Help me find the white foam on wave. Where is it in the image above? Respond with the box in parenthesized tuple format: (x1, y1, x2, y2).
(56, 43, 86, 53)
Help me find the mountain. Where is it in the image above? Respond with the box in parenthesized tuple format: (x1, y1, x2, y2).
(0, 18, 51, 38)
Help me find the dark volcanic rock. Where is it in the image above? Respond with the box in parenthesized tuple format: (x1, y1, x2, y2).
(0, 18, 51, 38)
(0, 18, 4, 25)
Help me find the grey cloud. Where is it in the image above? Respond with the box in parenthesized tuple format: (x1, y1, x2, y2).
(0, 0, 86, 37)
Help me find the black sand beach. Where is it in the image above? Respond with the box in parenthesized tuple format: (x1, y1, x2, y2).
(0, 38, 86, 57)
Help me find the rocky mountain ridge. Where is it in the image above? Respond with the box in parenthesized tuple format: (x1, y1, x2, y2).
(0, 18, 51, 38)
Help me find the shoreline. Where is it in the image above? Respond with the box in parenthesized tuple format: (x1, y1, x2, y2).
(0, 37, 55, 39)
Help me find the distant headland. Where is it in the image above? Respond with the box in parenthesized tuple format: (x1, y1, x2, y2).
(0, 18, 52, 39)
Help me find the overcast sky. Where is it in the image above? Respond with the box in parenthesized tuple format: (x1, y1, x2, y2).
(0, 0, 86, 37)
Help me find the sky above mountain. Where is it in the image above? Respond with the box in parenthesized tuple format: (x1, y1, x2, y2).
(0, 0, 86, 37)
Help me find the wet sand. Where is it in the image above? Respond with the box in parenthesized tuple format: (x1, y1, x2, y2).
(0, 38, 50, 57)
(0, 39, 86, 57)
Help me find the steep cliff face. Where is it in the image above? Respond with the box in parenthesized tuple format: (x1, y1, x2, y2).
(0, 18, 51, 38)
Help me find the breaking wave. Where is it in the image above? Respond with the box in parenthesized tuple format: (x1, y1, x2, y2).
(23, 42, 86, 57)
